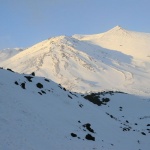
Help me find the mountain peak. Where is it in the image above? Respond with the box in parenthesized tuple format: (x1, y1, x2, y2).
(1, 26, 150, 96)
(108, 25, 125, 32)
(113, 25, 122, 29)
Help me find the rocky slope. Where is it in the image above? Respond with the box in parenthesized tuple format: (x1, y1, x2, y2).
(0, 68, 150, 150)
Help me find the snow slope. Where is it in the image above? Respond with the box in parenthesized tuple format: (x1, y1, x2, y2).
(1, 26, 150, 96)
(73, 26, 150, 60)
(0, 68, 150, 150)
(0, 48, 23, 62)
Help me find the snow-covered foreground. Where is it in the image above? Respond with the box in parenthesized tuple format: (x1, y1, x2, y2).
(1, 26, 150, 96)
(0, 68, 150, 150)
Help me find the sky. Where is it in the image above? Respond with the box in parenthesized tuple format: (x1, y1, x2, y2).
(0, 0, 150, 49)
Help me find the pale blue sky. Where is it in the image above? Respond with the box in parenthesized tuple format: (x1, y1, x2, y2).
(0, 0, 150, 49)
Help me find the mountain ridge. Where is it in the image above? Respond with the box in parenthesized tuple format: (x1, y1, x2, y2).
(73, 26, 150, 60)
(0, 26, 150, 96)
(0, 48, 24, 62)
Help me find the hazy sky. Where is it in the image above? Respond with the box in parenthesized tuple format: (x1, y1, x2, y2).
(0, 0, 150, 49)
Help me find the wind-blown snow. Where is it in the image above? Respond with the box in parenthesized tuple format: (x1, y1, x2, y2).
(0, 68, 150, 150)
(0, 26, 150, 96)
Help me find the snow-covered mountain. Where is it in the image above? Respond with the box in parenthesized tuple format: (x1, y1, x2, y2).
(0, 48, 23, 62)
(0, 68, 150, 150)
(73, 26, 150, 60)
(0, 26, 150, 96)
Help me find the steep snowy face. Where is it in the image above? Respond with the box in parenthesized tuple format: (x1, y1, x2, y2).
(1, 27, 150, 96)
(0, 48, 23, 62)
(73, 25, 150, 60)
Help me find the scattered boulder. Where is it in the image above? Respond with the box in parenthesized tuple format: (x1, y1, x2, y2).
(24, 76, 33, 82)
(69, 92, 78, 97)
(38, 92, 42, 95)
(102, 98, 110, 103)
(126, 120, 129, 123)
(85, 134, 95, 141)
(83, 123, 95, 133)
(68, 95, 72, 99)
(71, 133, 77, 137)
(141, 132, 146, 135)
(79, 104, 83, 108)
(7, 68, 14, 72)
(36, 83, 43, 89)
(63, 87, 66, 91)
(41, 90, 46, 94)
(122, 127, 131, 131)
(14, 81, 19, 85)
(119, 106, 123, 111)
(44, 79, 50, 82)
(31, 72, 35, 76)
(20, 83, 26, 89)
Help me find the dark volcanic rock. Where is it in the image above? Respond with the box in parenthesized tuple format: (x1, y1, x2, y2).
(83, 123, 95, 133)
(24, 76, 33, 82)
(71, 133, 77, 137)
(36, 83, 43, 89)
(20, 83, 26, 89)
(85, 134, 95, 141)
